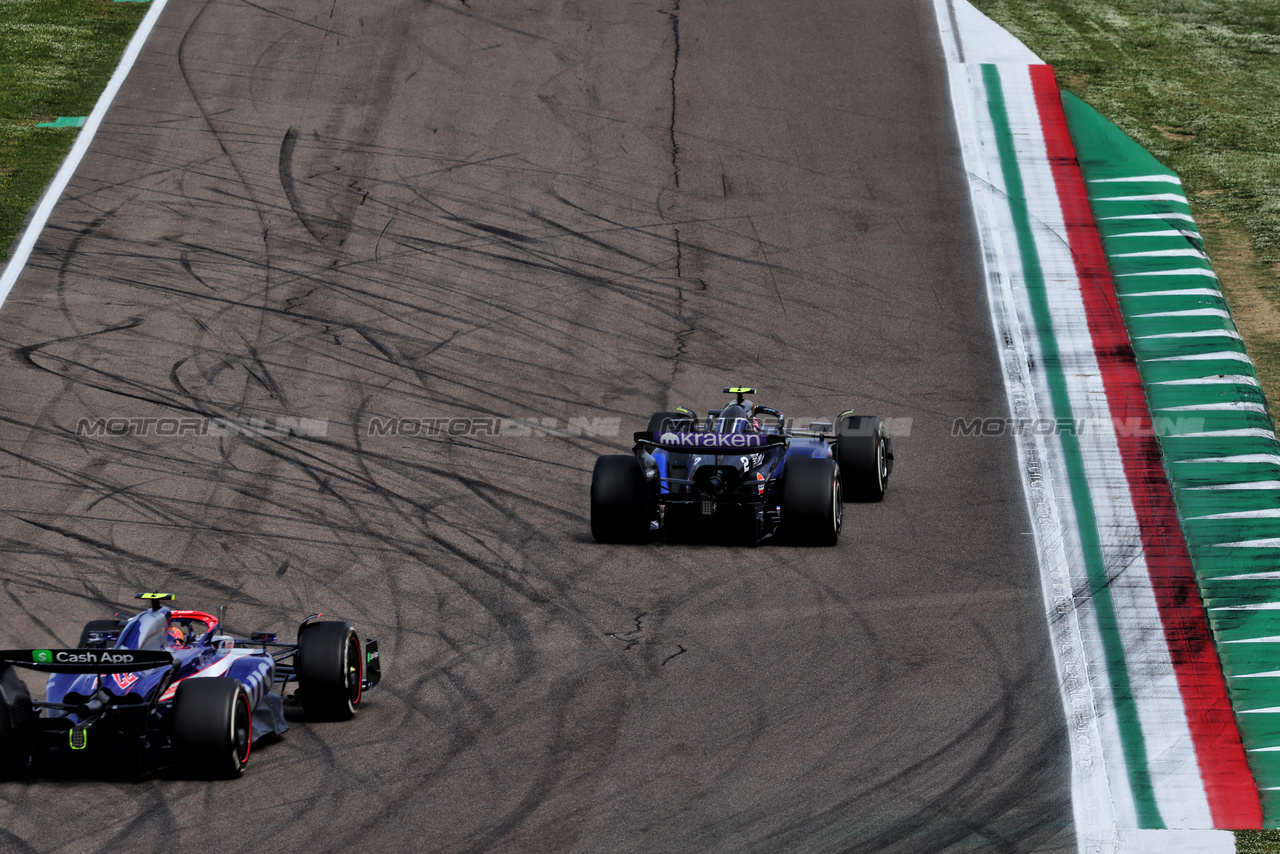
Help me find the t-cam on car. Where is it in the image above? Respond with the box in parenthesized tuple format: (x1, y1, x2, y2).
(591, 388, 894, 545)
(0, 593, 381, 779)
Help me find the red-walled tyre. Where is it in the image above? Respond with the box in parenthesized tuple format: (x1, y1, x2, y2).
(836, 415, 890, 502)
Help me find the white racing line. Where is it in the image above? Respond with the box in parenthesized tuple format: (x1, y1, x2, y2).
(932, 1, 1238, 851)
(932, 8, 1115, 849)
(0, 0, 172, 305)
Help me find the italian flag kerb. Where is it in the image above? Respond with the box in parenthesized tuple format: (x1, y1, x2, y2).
(980, 62, 1262, 829)
(1028, 64, 1261, 830)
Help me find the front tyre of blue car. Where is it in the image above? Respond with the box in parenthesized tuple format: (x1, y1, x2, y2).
(172, 677, 251, 779)
(645, 411, 693, 433)
(296, 621, 363, 722)
(836, 415, 889, 502)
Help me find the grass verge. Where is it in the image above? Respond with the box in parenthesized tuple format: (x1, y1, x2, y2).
(969, 1, 1280, 848)
(0, 0, 148, 262)
(1241, 830, 1280, 854)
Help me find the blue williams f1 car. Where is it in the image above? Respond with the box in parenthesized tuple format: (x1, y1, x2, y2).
(591, 388, 894, 545)
(0, 593, 381, 779)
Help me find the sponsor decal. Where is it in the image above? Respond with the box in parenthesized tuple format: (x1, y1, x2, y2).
(53, 650, 139, 665)
(113, 671, 140, 690)
(4, 648, 165, 670)
(654, 432, 767, 449)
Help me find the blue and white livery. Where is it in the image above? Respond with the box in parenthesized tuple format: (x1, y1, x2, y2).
(590, 387, 894, 545)
(0, 592, 381, 779)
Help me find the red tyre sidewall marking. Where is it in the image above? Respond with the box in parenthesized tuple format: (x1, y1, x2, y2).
(353, 635, 362, 708)
(241, 690, 252, 767)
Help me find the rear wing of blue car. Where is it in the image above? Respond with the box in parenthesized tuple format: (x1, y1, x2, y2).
(0, 649, 174, 674)
(635, 432, 787, 453)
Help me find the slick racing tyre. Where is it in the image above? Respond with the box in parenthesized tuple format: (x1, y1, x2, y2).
(836, 415, 890, 502)
(77, 619, 126, 649)
(296, 621, 363, 721)
(0, 704, 23, 781)
(0, 666, 32, 780)
(172, 677, 251, 779)
(590, 455, 652, 543)
(645, 411, 694, 433)
(782, 457, 842, 546)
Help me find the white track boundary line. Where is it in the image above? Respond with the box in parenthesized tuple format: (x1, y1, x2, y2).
(935, 1, 1239, 851)
(0, 0, 171, 305)
(932, 6, 1113, 853)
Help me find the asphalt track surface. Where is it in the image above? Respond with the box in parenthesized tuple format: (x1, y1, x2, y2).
(0, 0, 1075, 851)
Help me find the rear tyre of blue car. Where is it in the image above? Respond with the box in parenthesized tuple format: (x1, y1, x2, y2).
(591, 455, 651, 543)
(0, 718, 16, 781)
(0, 669, 31, 781)
(297, 621, 363, 721)
(172, 677, 251, 779)
(782, 457, 842, 546)
(0, 713, 22, 781)
(836, 415, 890, 502)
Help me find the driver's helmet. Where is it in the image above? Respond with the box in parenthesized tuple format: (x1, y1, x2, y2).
(167, 623, 188, 647)
(715, 403, 758, 433)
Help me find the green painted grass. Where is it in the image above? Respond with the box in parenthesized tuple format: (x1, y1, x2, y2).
(0, 0, 148, 261)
